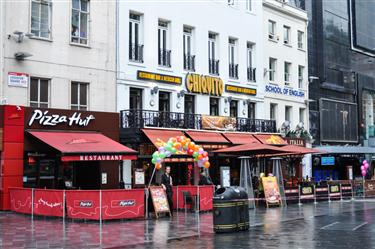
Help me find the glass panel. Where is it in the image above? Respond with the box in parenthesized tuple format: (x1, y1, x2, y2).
(31, 2, 40, 36)
(80, 84, 87, 105)
(39, 79, 49, 103)
(81, 0, 88, 12)
(80, 13, 87, 39)
(162, 29, 166, 50)
(40, 2, 49, 38)
(187, 36, 191, 55)
(129, 22, 132, 45)
(30, 78, 39, 102)
(72, 0, 80, 10)
(71, 10, 80, 38)
(134, 23, 139, 45)
(71, 83, 78, 105)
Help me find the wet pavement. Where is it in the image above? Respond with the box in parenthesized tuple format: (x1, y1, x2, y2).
(2, 200, 375, 248)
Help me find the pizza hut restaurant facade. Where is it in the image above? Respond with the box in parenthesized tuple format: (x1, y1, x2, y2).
(0, 105, 142, 219)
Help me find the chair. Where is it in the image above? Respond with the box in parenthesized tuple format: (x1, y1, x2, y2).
(182, 191, 195, 213)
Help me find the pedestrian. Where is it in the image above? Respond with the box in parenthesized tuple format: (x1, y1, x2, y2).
(161, 166, 173, 215)
(199, 170, 213, 185)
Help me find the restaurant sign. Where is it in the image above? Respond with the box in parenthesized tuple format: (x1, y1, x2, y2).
(186, 73, 224, 96)
(137, 70, 182, 85)
(225, 84, 257, 96)
(61, 155, 125, 162)
(28, 109, 95, 127)
(285, 138, 306, 147)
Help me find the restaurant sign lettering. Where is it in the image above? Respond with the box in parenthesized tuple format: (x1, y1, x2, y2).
(28, 109, 95, 127)
(61, 155, 124, 162)
(137, 70, 182, 85)
(186, 73, 224, 96)
(225, 84, 257, 96)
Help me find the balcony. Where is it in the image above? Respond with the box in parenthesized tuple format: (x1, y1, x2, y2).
(229, 63, 239, 79)
(209, 59, 219, 75)
(129, 43, 144, 63)
(120, 109, 276, 133)
(247, 67, 256, 82)
(184, 54, 195, 71)
(158, 49, 171, 67)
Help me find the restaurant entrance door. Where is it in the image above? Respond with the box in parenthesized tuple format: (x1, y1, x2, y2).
(73, 162, 101, 189)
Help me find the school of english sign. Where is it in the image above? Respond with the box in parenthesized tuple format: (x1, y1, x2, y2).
(265, 84, 305, 98)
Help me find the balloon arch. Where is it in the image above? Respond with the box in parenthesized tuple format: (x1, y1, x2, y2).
(151, 136, 210, 170)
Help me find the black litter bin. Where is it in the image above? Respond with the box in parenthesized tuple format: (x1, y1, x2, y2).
(213, 186, 249, 233)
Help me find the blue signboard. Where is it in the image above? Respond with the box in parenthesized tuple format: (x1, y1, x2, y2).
(321, 157, 335, 166)
(265, 84, 305, 98)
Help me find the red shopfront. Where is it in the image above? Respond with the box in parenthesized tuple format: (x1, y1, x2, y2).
(1, 105, 144, 220)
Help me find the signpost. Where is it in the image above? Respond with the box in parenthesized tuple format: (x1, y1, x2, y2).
(262, 176, 282, 207)
(149, 186, 171, 218)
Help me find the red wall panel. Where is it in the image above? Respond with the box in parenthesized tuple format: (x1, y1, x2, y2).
(1, 176, 23, 192)
(2, 143, 24, 159)
(3, 105, 24, 126)
(1, 159, 23, 176)
(3, 125, 24, 142)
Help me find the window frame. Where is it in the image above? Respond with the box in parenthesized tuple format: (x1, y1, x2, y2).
(246, 0, 252, 11)
(71, 0, 90, 46)
(270, 103, 277, 121)
(297, 30, 304, 50)
(268, 20, 276, 40)
(298, 65, 304, 89)
(210, 97, 219, 116)
(284, 62, 291, 85)
(299, 108, 305, 123)
(269, 57, 277, 82)
(29, 77, 50, 108)
(283, 25, 291, 45)
(71, 82, 89, 110)
(30, 0, 52, 40)
(285, 106, 292, 123)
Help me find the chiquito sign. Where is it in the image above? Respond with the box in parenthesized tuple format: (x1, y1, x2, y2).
(28, 109, 95, 127)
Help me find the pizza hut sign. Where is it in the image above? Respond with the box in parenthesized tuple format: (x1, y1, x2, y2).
(28, 109, 95, 127)
(79, 201, 93, 208)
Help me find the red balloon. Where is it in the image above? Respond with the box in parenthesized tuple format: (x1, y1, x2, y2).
(188, 149, 194, 155)
(203, 152, 208, 157)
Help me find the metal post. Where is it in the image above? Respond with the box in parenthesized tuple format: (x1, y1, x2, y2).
(63, 190, 66, 219)
(197, 186, 200, 213)
(363, 178, 366, 199)
(340, 183, 343, 202)
(328, 184, 331, 203)
(176, 186, 179, 213)
(314, 185, 318, 204)
(145, 188, 149, 219)
(99, 190, 102, 224)
(351, 182, 355, 201)
(298, 185, 302, 206)
(31, 188, 34, 219)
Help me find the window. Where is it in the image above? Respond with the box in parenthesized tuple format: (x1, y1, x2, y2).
(285, 106, 292, 123)
(284, 62, 291, 85)
(270, 103, 277, 121)
(159, 91, 170, 112)
(283, 26, 291, 45)
(129, 88, 143, 110)
(208, 33, 219, 75)
(269, 58, 277, 82)
(31, 0, 52, 39)
(158, 20, 171, 67)
(228, 38, 238, 79)
(183, 26, 195, 71)
(298, 65, 304, 88)
(297, 31, 304, 49)
(129, 13, 143, 63)
(247, 42, 256, 82)
(30, 78, 49, 108)
(71, 0, 89, 45)
(248, 102, 255, 119)
(184, 94, 195, 114)
(210, 97, 219, 116)
(299, 108, 305, 123)
(246, 0, 252, 11)
(71, 82, 88, 110)
(268, 20, 276, 40)
(230, 100, 238, 117)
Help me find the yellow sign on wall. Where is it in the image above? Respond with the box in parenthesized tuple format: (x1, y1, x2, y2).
(185, 73, 224, 96)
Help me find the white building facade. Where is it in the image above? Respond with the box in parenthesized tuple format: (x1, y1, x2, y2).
(0, 0, 117, 112)
(117, 0, 266, 120)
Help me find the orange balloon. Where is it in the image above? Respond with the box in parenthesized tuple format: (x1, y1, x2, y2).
(174, 142, 181, 149)
(188, 142, 195, 150)
(204, 161, 210, 168)
(171, 137, 177, 143)
(185, 138, 191, 144)
(194, 145, 200, 151)
(198, 155, 203, 160)
(155, 163, 161, 170)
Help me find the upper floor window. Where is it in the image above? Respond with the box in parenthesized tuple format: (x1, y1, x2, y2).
(158, 20, 171, 67)
(268, 20, 276, 40)
(31, 0, 52, 39)
(210, 97, 219, 116)
(71, 0, 89, 45)
(285, 106, 292, 123)
(269, 58, 277, 82)
(183, 26, 195, 71)
(30, 78, 49, 108)
(298, 65, 304, 88)
(299, 108, 305, 123)
(248, 102, 256, 119)
(246, 0, 252, 11)
(297, 30, 304, 49)
(228, 38, 238, 79)
(71, 82, 88, 110)
(283, 26, 291, 45)
(208, 32, 219, 75)
(129, 13, 143, 63)
(284, 62, 291, 85)
(247, 42, 256, 82)
(230, 100, 238, 118)
(270, 103, 277, 121)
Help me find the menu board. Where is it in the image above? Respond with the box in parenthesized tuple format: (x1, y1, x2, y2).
(149, 186, 171, 218)
(261, 176, 281, 207)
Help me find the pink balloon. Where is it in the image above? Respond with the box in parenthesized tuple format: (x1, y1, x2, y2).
(365, 163, 369, 169)
(363, 160, 368, 164)
(362, 170, 367, 176)
(361, 166, 365, 171)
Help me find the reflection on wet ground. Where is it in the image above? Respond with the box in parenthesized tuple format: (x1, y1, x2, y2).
(1, 200, 375, 248)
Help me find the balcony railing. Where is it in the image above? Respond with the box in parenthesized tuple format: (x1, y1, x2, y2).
(184, 54, 195, 71)
(247, 67, 256, 82)
(120, 109, 276, 133)
(129, 43, 144, 63)
(229, 63, 239, 79)
(158, 49, 171, 67)
(209, 59, 219, 75)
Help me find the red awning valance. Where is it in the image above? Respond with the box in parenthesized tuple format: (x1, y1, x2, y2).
(185, 131, 230, 144)
(254, 134, 288, 145)
(28, 131, 137, 161)
(222, 133, 260, 145)
(142, 128, 185, 148)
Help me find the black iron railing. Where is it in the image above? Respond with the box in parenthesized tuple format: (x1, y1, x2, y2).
(184, 54, 195, 71)
(209, 59, 219, 75)
(120, 109, 276, 133)
(229, 63, 239, 79)
(247, 67, 256, 82)
(129, 43, 144, 63)
(158, 49, 171, 67)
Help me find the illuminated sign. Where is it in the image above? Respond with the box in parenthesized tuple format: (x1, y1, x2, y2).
(185, 73, 224, 96)
(265, 84, 305, 97)
(321, 157, 335, 166)
(137, 70, 182, 85)
(225, 84, 256, 96)
(28, 110, 95, 127)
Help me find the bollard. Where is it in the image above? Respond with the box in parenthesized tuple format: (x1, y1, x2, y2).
(340, 183, 343, 202)
(328, 184, 331, 203)
(298, 185, 302, 206)
(63, 190, 66, 219)
(351, 182, 355, 201)
(99, 190, 102, 224)
(314, 185, 318, 204)
(31, 188, 34, 219)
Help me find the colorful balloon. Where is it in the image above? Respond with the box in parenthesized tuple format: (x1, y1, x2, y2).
(361, 165, 365, 171)
(365, 163, 369, 169)
(204, 161, 210, 168)
(203, 152, 208, 157)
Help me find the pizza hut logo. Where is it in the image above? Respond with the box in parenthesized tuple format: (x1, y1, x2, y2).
(119, 200, 135, 207)
(79, 201, 93, 207)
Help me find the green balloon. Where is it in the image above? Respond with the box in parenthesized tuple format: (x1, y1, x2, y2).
(152, 152, 159, 158)
(193, 152, 199, 158)
(151, 158, 157, 164)
(171, 147, 177, 153)
(160, 152, 166, 159)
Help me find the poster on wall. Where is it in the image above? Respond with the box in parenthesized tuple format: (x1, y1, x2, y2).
(201, 115, 236, 131)
(220, 166, 231, 187)
(8, 72, 29, 88)
(261, 176, 281, 207)
(149, 186, 171, 218)
(135, 169, 145, 185)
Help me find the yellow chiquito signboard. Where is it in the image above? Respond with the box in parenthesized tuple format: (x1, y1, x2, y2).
(185, 73, 224, 96)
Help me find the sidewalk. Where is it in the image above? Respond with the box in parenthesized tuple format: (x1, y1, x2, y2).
(1, 200, 375, 249)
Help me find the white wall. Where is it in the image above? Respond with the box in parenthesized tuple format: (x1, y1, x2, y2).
(118, 0, 265, 118)
(263, 0, 309, 130)
(2, 1, 116, 112)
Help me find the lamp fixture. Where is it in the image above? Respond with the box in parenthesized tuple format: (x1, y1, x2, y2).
(177, 90, 186, 98)
(308, 76, 319, 83)
(14, 52, 33, 60)
(9, 31, 34, 43)
(150, 86, 159, 95)
(225, 96, 232, 104)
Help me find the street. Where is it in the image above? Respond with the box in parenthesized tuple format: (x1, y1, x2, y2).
(1, 200, 375, 249)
